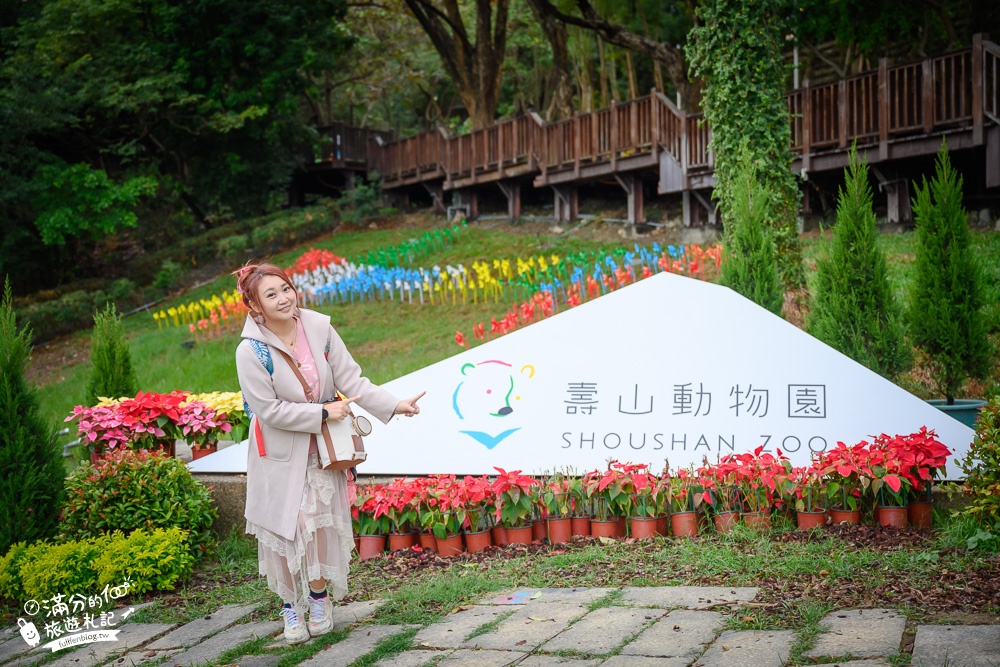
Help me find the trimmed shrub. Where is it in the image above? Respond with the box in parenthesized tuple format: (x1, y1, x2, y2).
(0, 279, 64, 554)
(909, 140, 992, 402)
(957, 397, 1000, 533)
(0, 528, 194, 603)
(809, 145, 911, 379)
(61, 449, 216, 558)
(719, 151, 784, 317)
(85, 303, 138, 407)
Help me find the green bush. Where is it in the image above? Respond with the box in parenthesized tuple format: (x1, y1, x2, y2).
(86, 303, 138, 406)
(809, 145, 911, 380)
(956, 397, 1000, 540)
(0, 528, 194, 603)
(153, 259, 185, 290)
(61, 449, 216, 558)
(1, 279, 64, 554)
(719, 151, 784, 317)
(216, 233, 251, 260)
(909, 140, 992, 402)
(341, 177, 382, 228)
(14, 278, 139, 343)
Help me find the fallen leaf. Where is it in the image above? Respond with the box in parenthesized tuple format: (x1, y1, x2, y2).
(516, 640, 527, 646)
(450, 605, 474, 613)
(528, 617, 551, 622)
(722, 645, 730, 651)
(529, 591, 543, 599)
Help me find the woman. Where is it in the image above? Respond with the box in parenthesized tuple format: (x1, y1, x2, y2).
(234, 261, 423, 644)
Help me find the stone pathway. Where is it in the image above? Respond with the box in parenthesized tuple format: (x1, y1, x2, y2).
(1, 588, 997, 667)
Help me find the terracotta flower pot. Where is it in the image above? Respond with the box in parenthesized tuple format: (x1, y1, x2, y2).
(388, 532, 417, 551)
(492, 525, 509, 547)
(419, 531, 438, 553)
(506, 525, 533, 545)
(629, 517, 658, 539)
(655, 515, 669, 536)
(713, 511, 740, 534)
(191, 443, 217, 460)
(590, 519, 618, 539)
(616, 516, 628, 538)
(828, 509, 860, 525)
(796, 509, 827, 530)
(436, 533, 464, 557)
(570, 516, 591, 537)
(358, 535, 386, 561)
(464, 529, 492, 553)
(547, 518, 572, 544)
(878, 506, 908, 528)
(908, 501, 933, 529)
(353, 536, 360, 552)
(743, 511, 771, 530)
(670, 512, 699, 538)
(532, 520, 547, 542)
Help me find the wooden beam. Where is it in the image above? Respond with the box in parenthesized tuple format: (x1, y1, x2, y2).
(878, 58, 889, 161)
(923, 58, 935, 133)
(972, 34, 984, 145)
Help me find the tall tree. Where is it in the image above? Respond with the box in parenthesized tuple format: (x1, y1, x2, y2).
(687, 0, 803, 289)
(402, 0, 512, 129)
(525, 0, 574, 120)
(527, 0, 699, 109)
(809, 145, 911, 380)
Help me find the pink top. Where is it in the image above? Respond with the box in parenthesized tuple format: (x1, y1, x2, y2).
(289, 317, 321, 457)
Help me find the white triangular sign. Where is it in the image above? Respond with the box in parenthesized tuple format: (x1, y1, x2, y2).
(361, 271, 973, 478)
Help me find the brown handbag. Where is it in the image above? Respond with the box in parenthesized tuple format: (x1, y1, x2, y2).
(273, 348, 367, 471)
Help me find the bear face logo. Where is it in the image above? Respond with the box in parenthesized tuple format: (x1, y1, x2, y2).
(452, 360, 535, 449)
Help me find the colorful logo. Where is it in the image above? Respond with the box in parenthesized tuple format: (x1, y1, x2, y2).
(452, 360, 535, 449)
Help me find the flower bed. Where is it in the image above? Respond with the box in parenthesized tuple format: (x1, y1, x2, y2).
(349, 429, 952, 557)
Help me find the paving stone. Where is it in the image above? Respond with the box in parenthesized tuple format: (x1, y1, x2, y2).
(2, 652, 47, 667)
(164, 621, 281, 667)
(371, 648, 450, 667)
(436, 649, 528, 667)
(48, 623, 175, 667)
(698, 630, 795, 667)
(517, 657, 602, 667)
(540, 606, 666, 655)
(300, 625, 416, 667)
(414, 606, 512, 649)
(331, 600, 386, 630)
(621, 609, 726, 658)
(620, 587, 758, 610)
(463, 603, 588, 651)
(600, 657, 690, 667)
(911, 625, 1000, 667)
(0, 633, 34, 665)
(102, 649, 182, 667)
(790, 660, 891, 667)
(232, 656, 282, 667)
(480, 588, 614, 606)
(804, 609, 905, 659)
(145, 604, 261, 650)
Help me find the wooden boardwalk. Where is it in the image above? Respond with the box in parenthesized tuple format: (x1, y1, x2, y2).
(309, 35, 1000, 225)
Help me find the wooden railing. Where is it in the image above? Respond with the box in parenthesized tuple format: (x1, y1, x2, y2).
(369, 35, 996, 188)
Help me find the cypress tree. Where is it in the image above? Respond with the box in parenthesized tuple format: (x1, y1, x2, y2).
(808, 144, 911, 379)
(0, 278, 64, 553)
(85, 303, 137, 407)
(909, 140, 991, 403)
(719, 151, 784, 317)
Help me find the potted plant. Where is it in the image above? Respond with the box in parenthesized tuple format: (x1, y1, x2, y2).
(624, 464, 658, 539)
(412, 477, 439, 552)
(904, 427, 950, 529)
(461, 475, 494, 553)
(491, 468, 538, 545)
(819, 441, 869, 525)
(699, 459, 741, 533)
(865, 436, 910, 528)
(583, 466, 627, 539)
(730, 446, 785, 530)
(424, 475, 466, 556)
(782, 462, 827, 530)
(356, 486, 389, 560)
(567, 475, 592, 537)
(908, 140, 992, 427)
(667, 468, 700, 538)
(543, 473, 573, 544)
(383, 478, 419, 551)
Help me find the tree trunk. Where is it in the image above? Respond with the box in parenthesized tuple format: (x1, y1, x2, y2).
(525, 0, 574, 121)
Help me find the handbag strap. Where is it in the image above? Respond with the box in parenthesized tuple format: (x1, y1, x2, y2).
(273, 346, 348, 459)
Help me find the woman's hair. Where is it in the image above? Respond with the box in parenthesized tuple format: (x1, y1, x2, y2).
(232, 261, 296, 315)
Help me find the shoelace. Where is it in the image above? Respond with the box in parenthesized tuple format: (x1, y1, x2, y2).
(282, 606, 302, 627)
(310, 595, 327, 620)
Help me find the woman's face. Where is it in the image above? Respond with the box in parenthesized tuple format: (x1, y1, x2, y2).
(253, 275, 297, 326)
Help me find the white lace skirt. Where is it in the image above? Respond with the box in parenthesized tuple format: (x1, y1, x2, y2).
(245, 454, 353, 618)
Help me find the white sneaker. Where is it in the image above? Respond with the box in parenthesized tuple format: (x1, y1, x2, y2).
(282, 606, 309, 644)
(308, 594, 333, 635)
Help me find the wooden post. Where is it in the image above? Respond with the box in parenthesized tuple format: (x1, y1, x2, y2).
(630, 99, 638, 150)
(498, 122, 506, 178)
(574, 114, 582, 178)
(972, 34, 984, 145)
(650, 88, 661, 159)
(497, 181, 521, 220)
(838, 79, 848, 148)
(610, 101, 618, 170)
(802, 84, 812, 175)
(553, 185, 578, 223)
(682, 190, 695, 227)
(615, 174, 643, 224)
(878, 58, 889, 161)
(922, 58, 935, 133)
